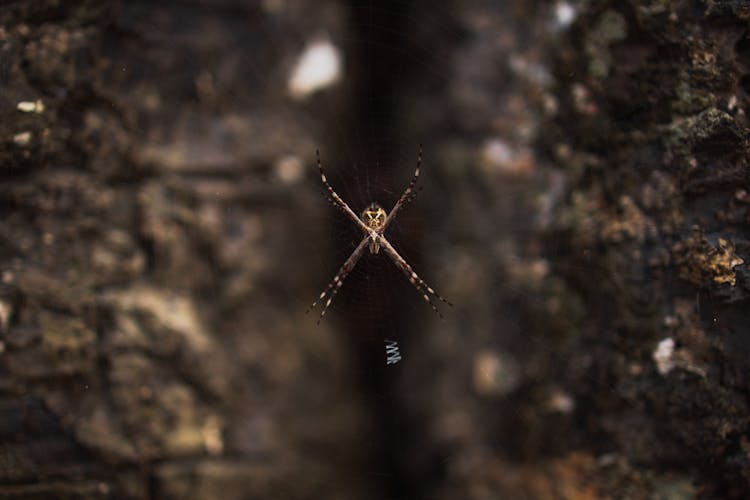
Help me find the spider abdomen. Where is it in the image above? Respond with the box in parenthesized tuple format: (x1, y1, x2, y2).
(362, 202, 386, 231)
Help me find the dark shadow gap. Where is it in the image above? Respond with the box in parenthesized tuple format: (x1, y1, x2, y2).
(339, 2, 419, 499)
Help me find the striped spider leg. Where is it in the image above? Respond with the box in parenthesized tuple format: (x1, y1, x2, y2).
(377, 236, 452, 319)
(381, 145, 422, 233)
(308, 147, 451, 322)
(315, 149, 372, 236)
(306, 236, 369, 323)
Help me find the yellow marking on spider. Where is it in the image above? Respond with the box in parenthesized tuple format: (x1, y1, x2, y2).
(362, 203, 387, 231)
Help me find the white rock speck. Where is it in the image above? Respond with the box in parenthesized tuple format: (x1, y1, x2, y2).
(13, 131, 32, 146)
(16, 99, 45, 113)
(554, 2, 577, 29)
(288, 39, 342, 100)
(653, 337, 676, 376)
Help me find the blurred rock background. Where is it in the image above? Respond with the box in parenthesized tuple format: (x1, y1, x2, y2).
(1, 1, 749, 498)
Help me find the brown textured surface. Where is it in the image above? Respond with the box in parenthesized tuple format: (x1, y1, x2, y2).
(2, 0, 750, 498)
(391, 0, 750, 498)
(1, 1, 367, 498)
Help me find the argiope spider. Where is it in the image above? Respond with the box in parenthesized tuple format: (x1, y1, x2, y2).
(307, 147, 452, 323)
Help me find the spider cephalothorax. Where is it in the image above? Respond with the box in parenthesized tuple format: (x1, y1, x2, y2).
(362, 202, 386, 253)
(307, 147, 452, 323)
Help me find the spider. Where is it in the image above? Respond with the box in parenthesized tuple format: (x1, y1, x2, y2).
(307, 147, 452, 323)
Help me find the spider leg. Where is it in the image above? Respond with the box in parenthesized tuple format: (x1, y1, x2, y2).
(404, 185, 423, 206)
(317, 150, 372, 236)
(321, 190, 347, 215)
(382, 145, 422, 232)
(378, 235, 452, 319)
(307, 236, 369, 324)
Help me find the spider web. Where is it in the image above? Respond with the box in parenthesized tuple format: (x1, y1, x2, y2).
(304, 146, 443, 327)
